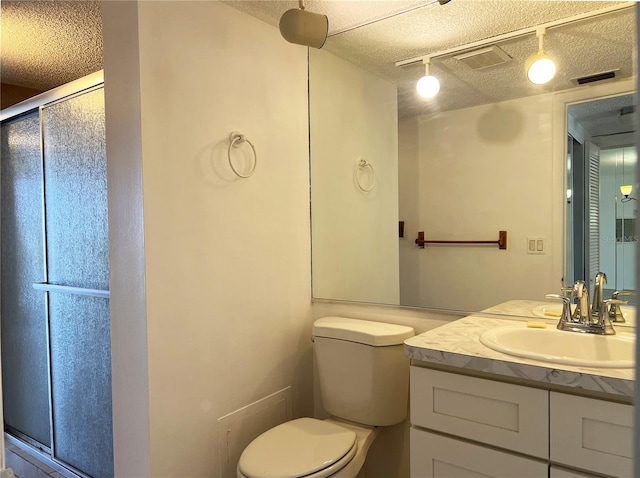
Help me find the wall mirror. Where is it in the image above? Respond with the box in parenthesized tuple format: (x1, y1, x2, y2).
(309, 0, 636, 318)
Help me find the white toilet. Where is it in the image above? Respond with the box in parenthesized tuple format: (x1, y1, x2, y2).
(237, 316, 415, 478)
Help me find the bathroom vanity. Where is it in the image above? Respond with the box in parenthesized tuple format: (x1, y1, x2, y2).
(404, 313, 634, 478)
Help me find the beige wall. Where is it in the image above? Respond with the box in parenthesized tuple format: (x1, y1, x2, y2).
(399, 93, 560, 311)
(103, 2, 312, 476)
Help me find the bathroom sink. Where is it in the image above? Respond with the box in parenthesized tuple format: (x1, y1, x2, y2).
(479, 325, 635, 368)
(532, 304, 635, 326)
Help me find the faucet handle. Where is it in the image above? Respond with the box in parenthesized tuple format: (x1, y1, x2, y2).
(561, 287, 573, 296)
(612, 290, 636, 299)
(545, 294, 572, 327)
(598, 299, 627, 333)
(607, 296, 631, 323)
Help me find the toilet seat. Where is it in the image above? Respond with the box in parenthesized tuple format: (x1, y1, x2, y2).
(237, 418, 357, 478)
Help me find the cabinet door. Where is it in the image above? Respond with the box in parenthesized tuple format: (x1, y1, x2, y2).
(411, 428, 548, 478)
(411, 367, 549, 458)
(550, 392, 632, 478)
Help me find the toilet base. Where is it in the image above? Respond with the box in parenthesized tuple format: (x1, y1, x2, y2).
(321, 418, 380, 478)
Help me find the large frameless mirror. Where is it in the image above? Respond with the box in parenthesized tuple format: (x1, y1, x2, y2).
(309, 1, 636, 320)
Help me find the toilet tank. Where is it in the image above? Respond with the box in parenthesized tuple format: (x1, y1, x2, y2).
(312, 317, 415, 427)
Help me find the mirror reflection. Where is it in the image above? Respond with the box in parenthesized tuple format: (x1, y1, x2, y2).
(309, 1, 636, 316)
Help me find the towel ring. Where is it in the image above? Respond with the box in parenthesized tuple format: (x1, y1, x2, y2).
(355, 158, 375, 192)
(228, 131, 257, 178)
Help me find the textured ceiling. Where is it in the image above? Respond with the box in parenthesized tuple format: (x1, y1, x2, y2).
(1, 0, 635, 122)
(229, 0, 636, 118)
(569, 94, 635, 140)
(1, 0, 103, 92)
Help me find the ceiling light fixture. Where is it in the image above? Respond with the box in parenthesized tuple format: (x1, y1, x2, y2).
(279, 0, 328, 49)
(416, 59, 440, 99)
(525, 27, 556, 84)
(394, 3, 631, 98)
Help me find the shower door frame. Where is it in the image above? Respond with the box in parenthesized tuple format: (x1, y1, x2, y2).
(0, 71, 107, 477)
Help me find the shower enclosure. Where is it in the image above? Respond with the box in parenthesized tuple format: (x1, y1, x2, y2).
(0, 75, 112, 477)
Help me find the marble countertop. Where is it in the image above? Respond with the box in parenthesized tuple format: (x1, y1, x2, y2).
(404, 307, 635, 398)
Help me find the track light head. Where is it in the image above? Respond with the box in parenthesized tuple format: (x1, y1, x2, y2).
(279, 4, 328, 49)
(416, 59, 440, 99)
(526, 27, 556, 84)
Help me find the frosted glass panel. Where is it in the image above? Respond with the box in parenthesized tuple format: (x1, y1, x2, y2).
(49, 292, 113, 477)
(42, 88, 109, 290)
(0, 112, 51, 447)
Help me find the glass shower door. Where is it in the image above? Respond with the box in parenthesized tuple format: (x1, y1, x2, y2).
(41, 87, 113, 478)
(0, 111, 51, 451)
(2, 84, 113, 477)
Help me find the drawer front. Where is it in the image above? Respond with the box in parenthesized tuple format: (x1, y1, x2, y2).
(411, 367, 549, 458)
(550, 392, 632, 478)
(410, 428, 548, 478)
(550, 465, 603, 478)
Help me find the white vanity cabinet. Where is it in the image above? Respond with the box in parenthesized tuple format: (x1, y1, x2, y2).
(550, 392, 633, 477)
(410, 366, 633, 478)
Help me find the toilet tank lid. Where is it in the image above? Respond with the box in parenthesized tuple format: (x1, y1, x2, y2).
(312, 317, 415, 346)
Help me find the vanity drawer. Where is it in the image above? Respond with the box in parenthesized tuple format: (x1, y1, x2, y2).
(410, 428, 548, 478)
(550, 392, 632, 478)
(411, 367, 549, 458)
(549, 465, 602, 478)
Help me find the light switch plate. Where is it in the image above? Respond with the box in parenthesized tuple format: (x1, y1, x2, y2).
(527, 237, 545, 254)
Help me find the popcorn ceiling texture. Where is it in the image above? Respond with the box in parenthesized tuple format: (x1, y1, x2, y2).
(223, 0, 635, 118)
(1, 1, 103, 91)
(1, 0, 634, 117)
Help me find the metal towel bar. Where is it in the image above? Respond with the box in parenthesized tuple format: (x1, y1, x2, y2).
(415, 230, 507, 250)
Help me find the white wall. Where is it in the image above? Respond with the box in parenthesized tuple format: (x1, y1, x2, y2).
(103, 2, 312, 476)
(309, 49, 400, 305)
(399, 94, 562, 311)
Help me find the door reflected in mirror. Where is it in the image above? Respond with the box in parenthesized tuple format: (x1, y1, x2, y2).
(309, 1, 636, 316)
(565, 95, 636, 300)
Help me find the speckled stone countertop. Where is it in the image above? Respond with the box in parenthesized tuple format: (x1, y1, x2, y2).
(404, 310, 635, 399)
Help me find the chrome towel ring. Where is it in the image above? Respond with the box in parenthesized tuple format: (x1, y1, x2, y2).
(356, 158, 375, 192)
(228, 131, 257, 178)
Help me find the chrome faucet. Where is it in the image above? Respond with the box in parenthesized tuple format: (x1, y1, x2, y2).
(546, 280, 621, 335)
(591, 272, 607, 318)
(609, 290, 635, 323)
(571, 280, 591, 325)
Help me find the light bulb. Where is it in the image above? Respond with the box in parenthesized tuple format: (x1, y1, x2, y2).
(417, 75, 440, 98)
(526, 52, 556, 84)
(620, 185, 633, 197)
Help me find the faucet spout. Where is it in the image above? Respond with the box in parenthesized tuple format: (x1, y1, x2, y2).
(591, 272, 607, 318)
(571, 280, 591, 325)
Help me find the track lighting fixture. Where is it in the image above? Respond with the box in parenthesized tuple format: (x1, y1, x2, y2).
(525, 27, 556, 84)
(396, 3, 632, 100)
(279, 0, 328, 49)
(416, 59, 440, 99)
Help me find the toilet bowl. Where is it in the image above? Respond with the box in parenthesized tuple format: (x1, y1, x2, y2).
(237, 317, 414, 478)
(237, 417, 380, 478)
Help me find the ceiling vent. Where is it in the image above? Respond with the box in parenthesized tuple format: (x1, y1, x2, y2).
(573, 69, 618, 85)
(453, 46, 511, 70)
